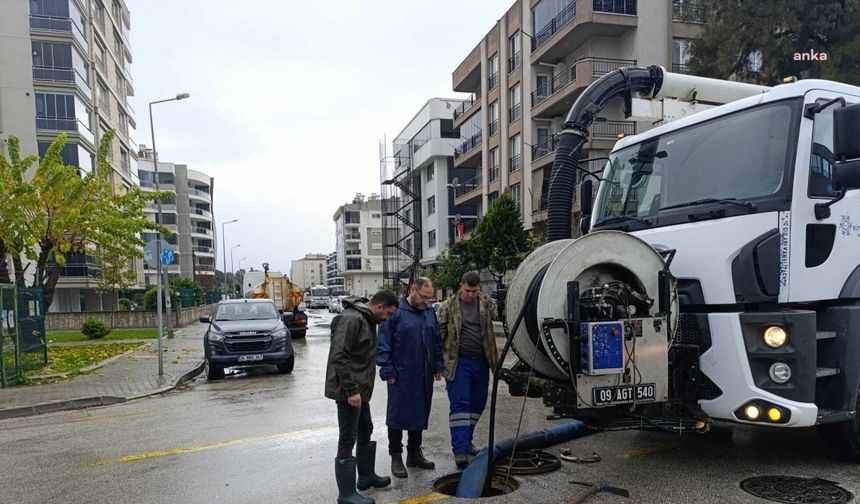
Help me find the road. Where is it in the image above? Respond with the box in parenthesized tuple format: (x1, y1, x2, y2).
(2, 309, 860, 503)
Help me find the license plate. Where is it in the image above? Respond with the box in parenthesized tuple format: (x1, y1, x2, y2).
(592, 383, 656, 406)
(238, 354, 264, 362)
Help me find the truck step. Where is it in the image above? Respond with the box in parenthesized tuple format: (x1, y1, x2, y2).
(817, 409, 856, 424)
(816, 331, 837, 340)
(816, 367, 840, 378)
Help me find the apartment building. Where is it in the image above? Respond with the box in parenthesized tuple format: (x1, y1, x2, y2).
(138, 149, 218, 290)
(450, 0, 704, 232)
(290, 253, 328, 291)
(333, 194, 387, 298)
(325, 251, 345, 295)
(0, 0, 140, 311)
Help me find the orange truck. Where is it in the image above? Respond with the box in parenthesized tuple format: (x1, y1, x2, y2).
(244, 266, 308, 338)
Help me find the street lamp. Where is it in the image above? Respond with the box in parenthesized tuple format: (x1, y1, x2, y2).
(237, 257, 247, 295)
(230, 244, 241, 298)
(149, 92, 190, 375)
(221, 219, 238, 295)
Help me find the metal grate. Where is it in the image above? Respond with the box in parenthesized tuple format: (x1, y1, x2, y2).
(225, 338, 271, 353)
(698, 372, 723, 400)
(674, 314, 703, 345)
(740, 476, 852, 504)
(495, 450, 561, 476)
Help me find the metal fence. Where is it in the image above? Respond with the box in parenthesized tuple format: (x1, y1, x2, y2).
(0, 285, 47, 388)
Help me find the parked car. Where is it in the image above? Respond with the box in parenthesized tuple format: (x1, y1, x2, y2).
(328, 295, 348, 313)
(200, 299, 294, 380)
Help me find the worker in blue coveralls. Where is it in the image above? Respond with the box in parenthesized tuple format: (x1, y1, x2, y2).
(377, 277, 445, 479)
(436, 271, 500, 469)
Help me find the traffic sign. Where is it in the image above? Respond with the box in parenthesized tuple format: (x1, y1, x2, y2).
(161, 248, 176, 265)
(144, 239, 174, 268)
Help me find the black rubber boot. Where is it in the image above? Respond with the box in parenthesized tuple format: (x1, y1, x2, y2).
(356, 442, 391, 491)
(406, 448, 435, 470)
(390, 454, 408, 478)
(335, 457, 374, 504)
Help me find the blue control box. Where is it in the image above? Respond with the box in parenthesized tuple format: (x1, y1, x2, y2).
(580, 322, 625, 375)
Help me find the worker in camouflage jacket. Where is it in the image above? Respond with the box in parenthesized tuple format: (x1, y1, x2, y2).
(436, 271, 500, 468)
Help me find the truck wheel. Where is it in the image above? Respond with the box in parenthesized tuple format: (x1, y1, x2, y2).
(277, 355, 295, 374)
(818, 391, 860, 462)
(206, 360, 224, 380)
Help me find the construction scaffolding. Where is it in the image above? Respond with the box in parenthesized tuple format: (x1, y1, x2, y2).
(380, 137, 422, 294)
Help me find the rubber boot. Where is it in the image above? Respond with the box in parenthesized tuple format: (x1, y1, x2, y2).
(390, 454, 408, 478)
(335, 457, 374, 504)
(356, 442, 391, 491)
(406, 448, 435, 470)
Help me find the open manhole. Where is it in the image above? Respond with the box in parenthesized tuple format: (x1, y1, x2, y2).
(740, 476, 853, 504)
(434, 472, 520, 498)
(495, 449, 561, 475)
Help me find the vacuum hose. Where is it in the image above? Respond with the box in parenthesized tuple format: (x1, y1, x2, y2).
(546, 65, 664, 241)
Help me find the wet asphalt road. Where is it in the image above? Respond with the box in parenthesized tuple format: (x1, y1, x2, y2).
(2, 309, 860, 504)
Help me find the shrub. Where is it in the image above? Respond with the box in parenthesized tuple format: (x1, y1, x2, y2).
(118, 298, 133, 311)
(144, 286, 179, 310)
(82, 319, 111, 340)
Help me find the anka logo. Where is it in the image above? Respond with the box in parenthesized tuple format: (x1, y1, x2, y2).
(794, 50, 828, 61)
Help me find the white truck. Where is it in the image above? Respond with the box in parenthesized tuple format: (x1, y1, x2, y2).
(502, 66, 860, 460)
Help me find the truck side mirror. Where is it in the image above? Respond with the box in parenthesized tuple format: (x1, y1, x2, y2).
(580, 179, 593, 234)
(833, 103, 860, 191)
(199, 316, 210, 324)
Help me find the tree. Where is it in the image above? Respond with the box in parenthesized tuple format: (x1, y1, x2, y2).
(689, 0, 860, 85)
(422, 241, 474, 294)
(0, 132, 166, 309)
(469, 191, 529, 284)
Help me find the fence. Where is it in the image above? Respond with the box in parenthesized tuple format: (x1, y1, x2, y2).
(0, 285, 47, 388)
(46, 303, 217, 332)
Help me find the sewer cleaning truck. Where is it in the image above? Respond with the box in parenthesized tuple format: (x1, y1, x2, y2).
(501, 65, 860, 460)
(244, 264, 308, 338)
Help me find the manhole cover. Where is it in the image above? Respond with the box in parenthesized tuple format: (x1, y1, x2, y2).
(740, 476, 853, 504)
(495, 449, 561, 475)
(434, 472, 519, 498)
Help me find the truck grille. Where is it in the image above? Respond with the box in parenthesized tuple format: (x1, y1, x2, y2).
(675, 314, 704, 345)
(225, 335, 272, 352)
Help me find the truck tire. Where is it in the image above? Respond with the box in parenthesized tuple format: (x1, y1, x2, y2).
(818, 390, 860, 462)
(277, 355, 295, 374)
(206, 360, 224, 380)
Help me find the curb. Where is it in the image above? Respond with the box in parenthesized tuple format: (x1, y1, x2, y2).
(0, 357, 206, 420)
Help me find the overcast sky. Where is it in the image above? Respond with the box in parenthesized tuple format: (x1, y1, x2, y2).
(126, 0, 504, 274)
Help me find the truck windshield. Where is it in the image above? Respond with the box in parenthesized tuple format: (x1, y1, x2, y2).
(593, 100, 797, 228)
(311, 287, 330, 297)
(215, 303, 278, 321)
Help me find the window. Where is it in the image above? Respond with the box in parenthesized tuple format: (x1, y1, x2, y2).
(809, 99, 838, 198)
(536, 74, 550, 100)
(511, 183, 522, 211)
(488, 191, 499, 208)
(427, 165, 435, 181)
(510, 134, 522, 172)
(30, 0, 71, 17)
(489, 101, 500, 136)
(35, 92, 76, 129)
(441, 119, 459, 139)
(371, 213, 381, 218)
(97, 80, 110, 112)
(120, 146, 129, 172)
(488, 54, 499, 89)
(508, 32, 521, 72)
(427, 195, 436, 215)
(490, 148, 500, 181)
(38, 141, 92, 173)
(509, 84, 521, 122)
(428, 230, 437, 248)
(345, 211, 360, 224)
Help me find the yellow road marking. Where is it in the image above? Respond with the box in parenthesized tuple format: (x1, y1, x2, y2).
(90, 425, 333, 466)
(72, 412, 148, 423)
(624, 441, 687, 458)
(394, 492, 449, 504)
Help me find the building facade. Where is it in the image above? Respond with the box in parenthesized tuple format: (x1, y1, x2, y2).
(290, 253, 328, 291)
(325, 251, 345, 295)
(333, 194, 386, 298)
(450, 0, 703, 233)
(1, 0, 140, 312)
(138, 149, 218, 290)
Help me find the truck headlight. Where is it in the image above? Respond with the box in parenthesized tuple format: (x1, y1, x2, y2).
(768, 362, 791, 383)
(208, 329, 225, 342)
(273, 327, 288, 339)
(763, 326, 787, 348)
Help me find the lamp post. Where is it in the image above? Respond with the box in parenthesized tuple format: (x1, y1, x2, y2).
(221, 219, 238, 296)
(150, 92, 190, 374)
(237, 257, 246, 296)
(230, 244, 241, 298)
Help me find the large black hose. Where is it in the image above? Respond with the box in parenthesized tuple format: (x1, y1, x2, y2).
(546, 65, 663, 241)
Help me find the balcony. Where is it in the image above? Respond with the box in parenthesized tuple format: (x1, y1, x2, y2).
(36, 116, 94, 145)
(488, 73, 499, 91)
(591, 120, 636, 140)
(193, 245, 214, 255)
(345, 249, 362, 257)
(509, 155, 522, 172)
(195, 264, 216, 274)
(489, 164, 500, 182)
(33, 66, 92, 97)
(672, 63, 693, 75)
(29, 15, 88, 50)
(532, 135, 560, 168)
(508, 52, 521, 73)
(58, 262, 100, 279)
(188, 187, 212, 201)
(453, 44, 482, 93)
(673, 2, 705, 24)
(489, 119, 499, 137)
(192, 227, 213, 237)
(454, 132, 482, 166)
(532, 57, 636, 118)
(454, 95, 478, 121)
(454, 174, 482, 205)
(531, 1, 638, 64)
(509, 103, 521, 123)
(345, 233, 361, 241)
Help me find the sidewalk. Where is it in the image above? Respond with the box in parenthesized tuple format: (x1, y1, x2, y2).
(0, 323, 207, 420)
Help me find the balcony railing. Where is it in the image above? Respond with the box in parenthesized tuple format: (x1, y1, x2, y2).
(454, 95, 478, 120)
(509, 103, 521, 122)
(195, 264, 216, 273)
(193, 245, 213, 254)
(489, 165, 500, 181)
(455, 174, 482, 197)
(488, 72, 499, 91)
(188, 187, 211, 199)
(593, 0, 637, 15)
(29, 15, 88, 49)
(489, 119, 499, 137)
(345, 249, 362, 256)
(589, 57, 637, 76)
(508, 52, 521, 73)
(532, 135, 559, 160)
(36, 116, 94, 144)
(32, 66, 92, 96)
(509, 155, 522, 172)
(58, 262, 100, 278)
(532, 2, 576, 53)
(672, 63, 693, 74)
(192, 207, 213, 219)
(532, 65, 576, 107)
(345, 233, 362, 240)
(193, 227, 213, 236)
(454, 132, 482, 159)
(672, 2, 705, 23)
(591, 120, 636, 138)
